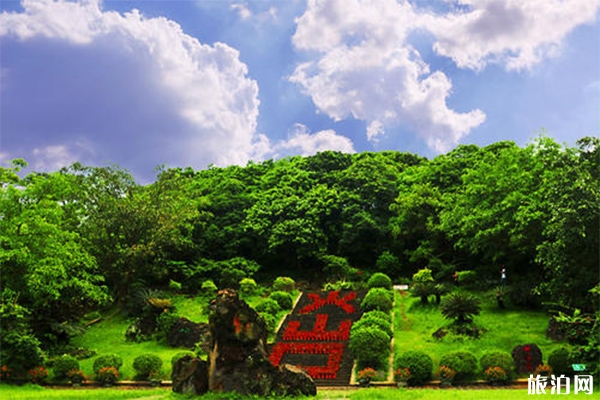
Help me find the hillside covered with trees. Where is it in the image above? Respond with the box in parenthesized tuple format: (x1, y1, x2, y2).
(1, 135, 598, 375)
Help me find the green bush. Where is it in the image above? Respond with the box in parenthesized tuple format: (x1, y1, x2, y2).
(479, 350, 515, 380)
(352, 315, 393, 338)
(255, 298, 281, 315)
(239, 278, 257, 297)
(272, 277, 295, 293)
(367, 272, 393, 290)
(548, 347, 571, 376)
(52, 355, 80, 380)
(456, 270, 477, 284)
(260, 313, 279, 335)
(93, 354, 123, 374)
(201, 280, 218, 295)
(269, 291, 294, 310)
(132, 354, 163, 380)
(171, 351, 196, 367)
(361, 287, 393, 312)
(362, 310, 392, 323)
(349, 326, 390, 369)
(395, 350, 433, 385)
(440, 292, 481, 324)
(439, 351, 478, 381)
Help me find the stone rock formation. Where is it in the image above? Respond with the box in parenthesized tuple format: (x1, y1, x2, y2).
(172, 289, 316, 396)
(512, 343, 543, 375)
(167, 317, 211, 350)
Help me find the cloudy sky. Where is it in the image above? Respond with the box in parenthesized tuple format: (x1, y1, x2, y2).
(1, 0, 599, 182)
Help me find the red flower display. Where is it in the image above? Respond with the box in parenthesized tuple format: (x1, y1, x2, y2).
(298, 291, 357, 314)
(269, 342, 345, 380)
(283, 314, 352, 341)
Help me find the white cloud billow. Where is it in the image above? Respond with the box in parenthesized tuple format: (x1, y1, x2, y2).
(291, 0, 486, 153)
(421, 0, 600, 71)
(0, 0, 262, 170)
(274, 123, 355, 157)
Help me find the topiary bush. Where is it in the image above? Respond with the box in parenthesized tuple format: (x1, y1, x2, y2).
(272, 277, 295, 293)
(260, 313, 279, 335)
(479, 350, 515, 380)
(352, 315, 393, 338)
(93, 354, 123, 374)
(367, 272, 393, 290)
(548, 347, 571, 376)
(362, 310, 392, 323)
(238, 278, 258, 297)
(349, 326, 390, 369)
(361, 287, 394, 313)
(269, 291, 294, 310)
(395, 350, 433, 386)
(52, 355, 80, 380)
(439, 351, 478, 381)
(255, 298, 281, 315)
(132, 354, 163, 380)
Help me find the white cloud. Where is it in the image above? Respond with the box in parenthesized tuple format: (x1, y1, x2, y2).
(273, 123, 355, 157)
(291, 0, 485, 152)
(31, 142, 93, 172)
(420, 0, 600, 71)
(231, 3, 252, 20)
(0, 0, 262, 171)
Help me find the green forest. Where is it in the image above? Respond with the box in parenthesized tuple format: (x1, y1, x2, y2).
(1, 135, 598, 380)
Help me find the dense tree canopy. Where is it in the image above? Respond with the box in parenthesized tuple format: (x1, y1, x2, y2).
(1, 136, 598, 360)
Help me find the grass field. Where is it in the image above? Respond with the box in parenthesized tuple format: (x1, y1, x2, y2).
(1, 384, 593, 400)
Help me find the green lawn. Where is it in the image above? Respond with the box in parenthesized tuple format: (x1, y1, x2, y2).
(1, 384, 593, 399)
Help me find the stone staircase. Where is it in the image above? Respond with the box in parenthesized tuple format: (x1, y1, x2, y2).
(268, 290, 363, 386)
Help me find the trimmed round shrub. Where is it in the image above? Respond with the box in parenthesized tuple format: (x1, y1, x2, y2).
(361, 288, 393, 312)
(52, 355, 80, 380)
(439, 351, 478, 381)
(479, 350, 515, 380)
(255, 298, 281, 315)
(239, 278, 257, 296)
(362, 310, 392, 323)
(272, 277, 295, 293)
(395, 350, 433, 385)
(269, 291, 294, 310)
(367, 272, 393, 290)
(171, 351, 196, 367)
(260, 313, 279, 334)
(132, 354, 163, 380)
(548, 347, 571, 376)
(201, 280, 218, 295)
(349, 326, 390, 369)
(352, 315, 393, 338)
(93, 354, 123, 374)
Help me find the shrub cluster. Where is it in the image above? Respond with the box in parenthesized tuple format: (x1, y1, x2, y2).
(479, 350, 515, 380)
(548, 347, 571, 376)
(52, 355, 80, 380)
(351, 313, 393, 338)
(395, 350, 433, 385)
(272, 277, 295, 293)
(349, 326, 390, 369)
(93, 354, 123, 374)
(367, 272, 393, 290)
(132, 354, 163, 380)
(361, 287, 394, 313)
(238, 278, 257, 297)
(439, 351, 478, 381)
(255, 298, 281, 315)
(269, 291, 294, 310)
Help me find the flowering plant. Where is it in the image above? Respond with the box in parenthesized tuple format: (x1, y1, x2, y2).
(533, 364, 552, 376)
(394, 367, 411, 382)
(96, 366, 119, 385)
(483, 366, 508, 384)
(437, 365, 457, 382)
(357, 367, 377, 384)
(1, 365, 11, 381)
(28, 366, 48, 384)
(68, 369, 86, 384)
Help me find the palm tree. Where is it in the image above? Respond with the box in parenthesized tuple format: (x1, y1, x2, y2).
(440, 292, 481, 324)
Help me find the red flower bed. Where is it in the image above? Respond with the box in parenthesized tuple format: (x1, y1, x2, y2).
(269, 342, 345, 380)
(298, 291, 357, 314)
(282, 314, 352, 341)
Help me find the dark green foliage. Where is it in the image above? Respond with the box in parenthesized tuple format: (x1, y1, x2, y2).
(352, 314, 393, 338)
(395, 350, 433, 385)
(367, 272, 393, 290)
(268, 291, 294, 310)
(132, 354, 163, 380)
(255, 298, 281, 315)
(361, 287, 394, 312)
(52, 355, 80, 380)
(440, 292, 481, 324)
(548, 347, 571, 376)
(272, 277, 295, 293)
(239, 278, 257, 297)
(439, 351, 478, 381)
(201, 280, 218, 295)
(479, 350, 515, 380)
(93, 354, 123, 374)
(349, 326, 390, 369)
(456, 270, 476, 285)
(375, 251, 401, 278)
(171, 351, 196, 367)
(362, 310, 392, 323)
(260, 313, 278, 334)
(321, 255, 352, 281)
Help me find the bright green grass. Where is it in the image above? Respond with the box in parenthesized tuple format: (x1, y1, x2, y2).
(1, 384, 592, 400)
(393, 290, 566, 370)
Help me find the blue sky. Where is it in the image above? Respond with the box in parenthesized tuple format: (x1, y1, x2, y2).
(1, 0, 599, 183)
